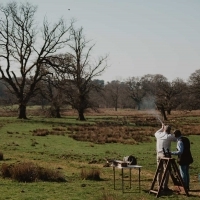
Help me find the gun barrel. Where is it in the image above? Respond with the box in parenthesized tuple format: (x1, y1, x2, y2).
(158, 118, 163, 124)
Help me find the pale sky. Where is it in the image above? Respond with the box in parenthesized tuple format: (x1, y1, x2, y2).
(2, 0, 200, 82)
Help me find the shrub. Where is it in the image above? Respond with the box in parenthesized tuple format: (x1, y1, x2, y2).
(1, 163, 12, 178)
(11, 162, 38, 182)
(38, 167, 66, 182)
(0, 162, 66, 182)
(81, 168, 101, 181)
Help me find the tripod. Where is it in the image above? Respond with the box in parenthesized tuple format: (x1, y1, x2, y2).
(149, 149, 189, 198)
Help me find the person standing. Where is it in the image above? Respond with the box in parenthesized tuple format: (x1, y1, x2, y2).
(155, 123, 176, 191)
(171, 130, 193, 191)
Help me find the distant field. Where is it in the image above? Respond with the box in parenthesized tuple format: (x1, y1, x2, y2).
(0, 109, 199, 199)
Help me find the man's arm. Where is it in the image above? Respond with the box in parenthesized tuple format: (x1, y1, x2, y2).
(155, 123, 165, 137)
(171, 140, 183, 155)
(169, 134, 177, 142)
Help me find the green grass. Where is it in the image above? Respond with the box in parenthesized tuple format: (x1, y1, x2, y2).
(0, 116, 200, 200)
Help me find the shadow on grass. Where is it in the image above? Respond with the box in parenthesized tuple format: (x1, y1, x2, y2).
(189, 189, 200, 192)
(146, 188, 200, 198)
(144, 189, 178, 198)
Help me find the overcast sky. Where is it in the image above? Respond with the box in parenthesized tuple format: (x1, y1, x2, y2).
(2, 0, 200, 82)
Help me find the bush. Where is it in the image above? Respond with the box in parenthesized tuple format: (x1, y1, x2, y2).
(81, 168, 101, 181)
(0, 162, 66, 182)
(38, 167, 66, 182)
(11, 162, 38, 182)
(1, 163, 11, 178)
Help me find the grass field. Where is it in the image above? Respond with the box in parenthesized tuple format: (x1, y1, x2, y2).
(0, 109, 200, 200)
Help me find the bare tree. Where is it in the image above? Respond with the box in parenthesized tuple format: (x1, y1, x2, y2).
(125, 76, 147, 110)
(89, 79, 105, 108)
(38, 54, 72, 118)
(142, 74, 186, 120)
(186, 69, 200, 110)
(62, 26, 108, 120)
(104, 80, 123, 111)
(39, 75, 65, 118)
(0, 2, 72, 119)
(141, 74, 169, 120)
(164, 78, 187, 114)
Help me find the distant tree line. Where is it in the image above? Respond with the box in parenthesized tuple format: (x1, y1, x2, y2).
(95, 71, 200, 121)
(0, 2, 200, 121)
(1, 69, 200, 120)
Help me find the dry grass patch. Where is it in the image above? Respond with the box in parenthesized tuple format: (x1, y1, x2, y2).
(68, 124, 153, 144)
(67, 110, 200, 144)
(81, 168, 101, 180)
(1, 162, 66, 182)
(31, 127, 67, 136)
(32, 128, 49, 136)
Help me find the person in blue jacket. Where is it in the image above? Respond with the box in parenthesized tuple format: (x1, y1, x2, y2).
(171, 130, 193, 191)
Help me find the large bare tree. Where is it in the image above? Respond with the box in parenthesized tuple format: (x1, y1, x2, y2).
(63, 26, 108, 120)
(125, 77, 147, 110)
(0, 2, 72, 119)
(38, 54, 71, 118)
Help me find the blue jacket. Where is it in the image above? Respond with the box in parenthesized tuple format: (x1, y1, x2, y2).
(172, 136, 193, 165)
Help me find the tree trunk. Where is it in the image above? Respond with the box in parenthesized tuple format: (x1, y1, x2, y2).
(56, 107, 61, 118)
(167, 108, 171, 115)
(50, 106, 61, 118)
(78, 110, 85, 121)
(137, 102, 141, 110)
(115, 100, 118, 111)
(18, 104, 27, 119)
(160, 105, 167, 121)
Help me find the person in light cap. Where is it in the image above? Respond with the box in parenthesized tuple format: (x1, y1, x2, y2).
(154, 123, 176, 191)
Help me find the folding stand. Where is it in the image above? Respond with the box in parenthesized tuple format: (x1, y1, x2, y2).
(149, 157, 189, 198)
(113, 165, 142, 193)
